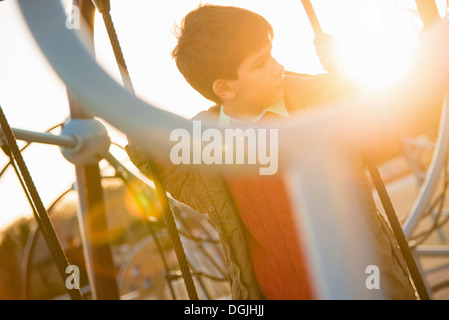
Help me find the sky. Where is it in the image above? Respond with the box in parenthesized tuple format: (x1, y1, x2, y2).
(0, 0, 446, 231)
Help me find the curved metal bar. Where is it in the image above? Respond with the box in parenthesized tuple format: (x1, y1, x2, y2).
(404, 95, 449, 237)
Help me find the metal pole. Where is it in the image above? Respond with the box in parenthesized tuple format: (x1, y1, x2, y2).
(4, 128, 79, 148)
(413, 245, 449, 256)
(284, 144, 386, 299)
(66, 0, 120, 300)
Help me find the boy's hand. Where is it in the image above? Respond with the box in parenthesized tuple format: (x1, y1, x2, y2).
(313, 32, 340, 74)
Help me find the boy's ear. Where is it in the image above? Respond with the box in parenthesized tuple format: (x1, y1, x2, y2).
(212, 79, 236, 101)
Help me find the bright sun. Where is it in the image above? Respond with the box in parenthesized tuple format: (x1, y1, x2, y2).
(332, 0, 447, 90)
(338, 30, 419, 89)
(336, 5, 421, 89)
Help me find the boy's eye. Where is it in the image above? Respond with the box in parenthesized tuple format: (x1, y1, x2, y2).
(253, 59, 266, 69)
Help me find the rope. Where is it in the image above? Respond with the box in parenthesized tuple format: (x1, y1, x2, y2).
(366, 159, 430, 300)
(0, 106, 83, 300)
(300, 0, 322, 34)
(106, 156, 179, 299)
(146, 159, 199, 300)
(101, 10, 135, 93)
(98, 5, 199, 300)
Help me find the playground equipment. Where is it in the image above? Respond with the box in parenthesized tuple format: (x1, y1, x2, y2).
(1, 0, 449, 299)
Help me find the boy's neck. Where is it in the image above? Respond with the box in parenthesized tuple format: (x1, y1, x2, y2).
(221, 101, 262, 122)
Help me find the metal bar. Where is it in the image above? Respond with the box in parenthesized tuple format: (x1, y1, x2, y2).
(413, 245, 449, 256)
(421, 261, 449, 274)
(7, 128, 78, 148)
(284, 145, 386, 299)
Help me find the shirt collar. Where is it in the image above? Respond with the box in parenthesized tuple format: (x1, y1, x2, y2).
(219, 99, 289, 127)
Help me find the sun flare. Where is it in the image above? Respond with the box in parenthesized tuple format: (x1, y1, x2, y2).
(336, 8, 421, 89)
(331, 0, 447, 90)
(338, 32, 418, 89)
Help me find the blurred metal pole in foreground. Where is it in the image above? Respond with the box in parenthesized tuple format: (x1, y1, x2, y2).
(284, 141, 386, 299)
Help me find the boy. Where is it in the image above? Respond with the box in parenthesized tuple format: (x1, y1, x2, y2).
(127, 4, 417, 299)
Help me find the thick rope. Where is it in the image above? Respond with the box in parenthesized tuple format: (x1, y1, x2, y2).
(99, 7, 199, 300)
(101, 11, 135, 93)
(366, 159, 430, 300)
(0, 106, 83, 300)
(106, 155, 179, 299)
(149, 163, 200, 300)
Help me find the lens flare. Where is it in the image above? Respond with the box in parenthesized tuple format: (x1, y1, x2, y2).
(338, 25, 419, 90)
(124, 186, 163, 221)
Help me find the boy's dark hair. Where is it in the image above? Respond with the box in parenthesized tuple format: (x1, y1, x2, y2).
(172, 4, 274, 105)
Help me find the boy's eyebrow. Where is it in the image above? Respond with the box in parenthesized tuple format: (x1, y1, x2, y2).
(252, 44, 273, 65)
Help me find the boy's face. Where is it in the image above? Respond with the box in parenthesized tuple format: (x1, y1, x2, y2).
(231, 42, 285, 114)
